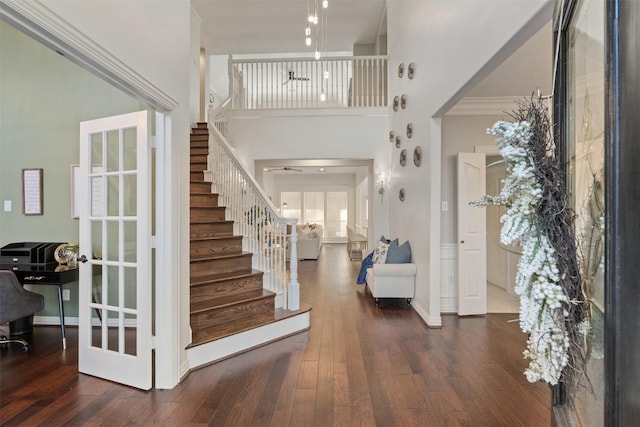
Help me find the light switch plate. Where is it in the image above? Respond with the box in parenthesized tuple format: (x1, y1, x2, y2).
(3, 200, 11, 212)
(441, 201, 448, 212)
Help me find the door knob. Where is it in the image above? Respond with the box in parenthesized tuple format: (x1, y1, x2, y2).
(78, 254, 88, 263)
(460, 240, 464, 244)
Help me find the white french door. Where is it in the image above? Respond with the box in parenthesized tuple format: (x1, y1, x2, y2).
(456, 153, 487, 316)
(78, 111, 153, 390)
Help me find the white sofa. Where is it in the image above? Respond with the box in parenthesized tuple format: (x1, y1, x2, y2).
(287, 224, 323, 260)
(366, 262, 416, 307)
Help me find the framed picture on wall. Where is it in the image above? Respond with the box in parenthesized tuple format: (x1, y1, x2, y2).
(22, 168, 43, 215)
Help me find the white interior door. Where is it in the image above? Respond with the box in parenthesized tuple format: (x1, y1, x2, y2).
(457, 153, 487, 316)
(78, 110, 152, 390)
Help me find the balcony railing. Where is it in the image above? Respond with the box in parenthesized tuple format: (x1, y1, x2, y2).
(230, 56, 387, 110)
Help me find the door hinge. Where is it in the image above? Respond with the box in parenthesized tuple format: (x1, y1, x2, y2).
(151, 235, 157, 248)
(151, 335, 157, 349)
(151, 135, 158, 149)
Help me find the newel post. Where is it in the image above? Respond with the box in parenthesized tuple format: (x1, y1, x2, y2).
(288, 221, 300, 311)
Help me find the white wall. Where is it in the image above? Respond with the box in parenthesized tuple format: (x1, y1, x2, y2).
(355, 175, 369, 237)
(228, 108, 390, 245)
(190, 7, 202, 123)
(386, 0, 552, 326)
(209, 54, 230, 107)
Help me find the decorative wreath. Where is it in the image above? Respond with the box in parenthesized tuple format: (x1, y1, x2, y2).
(472, 97, 589, 388)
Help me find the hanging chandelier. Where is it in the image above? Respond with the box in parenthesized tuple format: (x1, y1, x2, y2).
(305, 0, 329, 101)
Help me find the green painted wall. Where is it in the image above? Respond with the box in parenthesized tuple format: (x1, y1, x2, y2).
(0, 21, 143, 317)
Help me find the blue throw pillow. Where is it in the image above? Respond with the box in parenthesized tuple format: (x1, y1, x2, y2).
(386, 240, 411, 264)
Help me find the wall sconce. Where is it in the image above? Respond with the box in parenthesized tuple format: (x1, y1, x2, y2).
(378, 180, 385, 201)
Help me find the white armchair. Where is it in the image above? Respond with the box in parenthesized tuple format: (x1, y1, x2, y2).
(366, 263, 416, 307)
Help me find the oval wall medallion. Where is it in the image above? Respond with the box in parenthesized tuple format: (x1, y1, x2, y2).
(398, 63, 405, 78)
(389, 130, 395, 142)
(413, 146, 422, 167)
(406, 122, 413, 138)
(399, 188, 405, 202)
(395, 135, 401, 148)
(408, 63, 415, 79)
(400, 94, 407, 109)
(393, 96, 399, 111)
(400, 149, 407, 166)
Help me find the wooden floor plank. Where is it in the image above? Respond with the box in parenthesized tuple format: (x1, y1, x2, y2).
(0, 244, 550, 426)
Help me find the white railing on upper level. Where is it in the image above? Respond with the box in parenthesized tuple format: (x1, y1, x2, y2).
(229, 56, 387, 110)
(207, 101, 300, 310)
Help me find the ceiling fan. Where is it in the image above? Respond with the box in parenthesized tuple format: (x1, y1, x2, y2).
(282, 71, 310, 85)
(265, 166, 303, 172)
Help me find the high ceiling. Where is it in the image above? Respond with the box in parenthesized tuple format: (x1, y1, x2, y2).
(194, 1, 553, 175)
(192, 0, 387, 55)
(193, 1, 552, 97)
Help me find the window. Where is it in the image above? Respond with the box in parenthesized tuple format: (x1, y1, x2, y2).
(304, 192, 324, 225)
(280, 191, 348, 241)
(326, 192, 347, 238)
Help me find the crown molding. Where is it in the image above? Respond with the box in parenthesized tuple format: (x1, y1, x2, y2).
(446, 96, 523, 116)
(0, 0, 178, 111)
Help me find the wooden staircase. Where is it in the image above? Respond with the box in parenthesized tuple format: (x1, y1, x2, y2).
(189, 122, 279, 347)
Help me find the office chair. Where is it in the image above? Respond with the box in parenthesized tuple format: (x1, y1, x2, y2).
(0, 270, 45, 352)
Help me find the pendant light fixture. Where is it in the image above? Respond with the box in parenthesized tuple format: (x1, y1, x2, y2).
(304, 0, 329, 102)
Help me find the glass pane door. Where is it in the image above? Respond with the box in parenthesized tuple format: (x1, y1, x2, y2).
(79, 111, 152, 390)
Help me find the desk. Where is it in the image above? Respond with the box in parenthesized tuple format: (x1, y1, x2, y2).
(0, 263, 78, 350)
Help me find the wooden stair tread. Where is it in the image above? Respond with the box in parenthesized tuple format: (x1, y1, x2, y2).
(190, 269, 263, 287)
(190, 191, 217, 196)
(191, 235, 241, 242)
(190, 288, 274, 313)
(187, 303, 312, 347)
(190, 251, 251, 262)
(190, 219, 233, 225)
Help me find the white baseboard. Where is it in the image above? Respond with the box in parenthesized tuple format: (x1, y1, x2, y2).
(34, 315, 78, 326)
(187, 311, 310, 371)
(411, 301, 442, 328)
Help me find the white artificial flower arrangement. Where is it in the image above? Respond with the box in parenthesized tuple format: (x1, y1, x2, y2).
(473, 119, 576, 385)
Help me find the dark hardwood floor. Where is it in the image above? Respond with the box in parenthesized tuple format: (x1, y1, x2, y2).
(0, 244, 550, 426)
